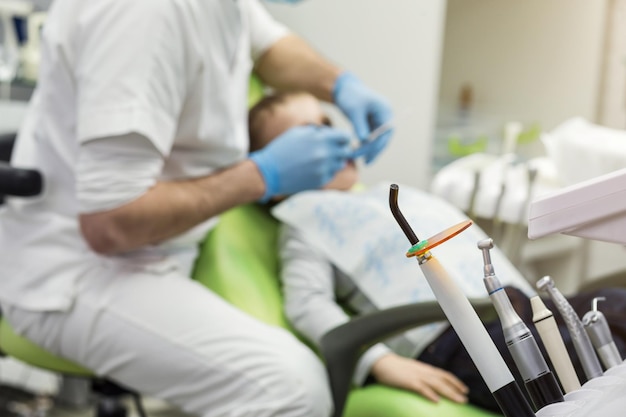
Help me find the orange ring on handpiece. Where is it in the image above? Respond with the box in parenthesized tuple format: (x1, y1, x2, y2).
(406, 219, 473, 258)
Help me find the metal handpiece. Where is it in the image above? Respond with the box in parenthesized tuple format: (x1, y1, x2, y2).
(536, 276, 603, 380)
(582, 297, 622, 369)
(478, 239, 563, 410)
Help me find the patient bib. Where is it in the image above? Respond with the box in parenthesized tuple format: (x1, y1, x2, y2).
(272, 182, 534, 314)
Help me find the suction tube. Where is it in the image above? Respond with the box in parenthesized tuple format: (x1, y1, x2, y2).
(389, 185, 534, 417)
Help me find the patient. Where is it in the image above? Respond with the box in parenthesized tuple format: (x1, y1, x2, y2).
(248, 92, 626, 413)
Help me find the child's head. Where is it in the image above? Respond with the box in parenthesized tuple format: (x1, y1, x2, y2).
(248, 91, 358, 192)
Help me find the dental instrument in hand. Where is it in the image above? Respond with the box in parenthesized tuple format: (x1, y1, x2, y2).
(478, 239, 563, 410)
(350, 120, 395, 158)
(536, 276, 603, 380)
(583, 297, 623, 370)
(530, 296, 581, 394)
(390, 184, 534, 417)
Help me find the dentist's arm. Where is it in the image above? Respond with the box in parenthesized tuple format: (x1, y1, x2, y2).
(255, 34, 342, 102)
(79, 126, 351, 255)
(255, 34, 394, 164)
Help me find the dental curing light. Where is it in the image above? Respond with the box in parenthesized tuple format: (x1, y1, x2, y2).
(389, 184, 534, 417)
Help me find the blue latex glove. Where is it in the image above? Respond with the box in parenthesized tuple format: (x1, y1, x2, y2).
(333, 72, 394, 164)
(250, 125, 352, 202)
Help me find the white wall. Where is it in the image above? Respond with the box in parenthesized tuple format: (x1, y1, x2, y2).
(264, 0, 447, 189)
(597, 0, 626, 129)
(438, 0, 608, 131)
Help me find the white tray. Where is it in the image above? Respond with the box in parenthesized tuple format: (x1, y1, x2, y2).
(528, 168, 626, 244)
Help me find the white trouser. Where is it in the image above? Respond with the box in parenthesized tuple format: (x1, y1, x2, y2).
(4, 260, 332, 417)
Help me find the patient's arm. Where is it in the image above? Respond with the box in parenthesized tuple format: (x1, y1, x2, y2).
(279, 225, 469, 403)
(278, 225, 391, 386)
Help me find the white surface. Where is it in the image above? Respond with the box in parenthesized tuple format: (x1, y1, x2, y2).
(537, 362, 626, 417)
(543, 118, 626, 186)
(0, 99, 28, 134)
(528, 168, 626, 244)
(265, 0, 447, 189)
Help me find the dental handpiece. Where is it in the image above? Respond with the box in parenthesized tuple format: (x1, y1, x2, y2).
(478, 239, 563, 410)
(530, 296, 581, 393)
(582, 297, 622, 370)
(536, 276, 603, 380)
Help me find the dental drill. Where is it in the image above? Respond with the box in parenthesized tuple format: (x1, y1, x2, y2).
(389, 184, 534, 417)
(478, 239, 563, 410)
(536, 276, 603, 380)
(582, 297, 623, 370)
(530, 296, 581, 393)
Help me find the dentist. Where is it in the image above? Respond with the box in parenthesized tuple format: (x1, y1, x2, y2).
(0, 0, 393, 416)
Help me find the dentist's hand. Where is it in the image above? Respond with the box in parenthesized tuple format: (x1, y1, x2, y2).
(333, 72, 394, 164)
(249, 125, 352, 202)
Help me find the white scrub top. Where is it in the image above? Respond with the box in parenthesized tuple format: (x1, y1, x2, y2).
(0, 0, 288, 311)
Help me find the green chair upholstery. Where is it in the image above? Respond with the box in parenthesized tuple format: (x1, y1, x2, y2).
(192, 203, 501, 417)
(0, 318, 92, 376)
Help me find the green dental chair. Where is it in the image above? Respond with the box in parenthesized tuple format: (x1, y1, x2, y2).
(0, 76, 502, 417)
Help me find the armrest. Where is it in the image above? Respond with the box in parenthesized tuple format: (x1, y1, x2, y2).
(0, 162, 43, 197)
(320, 298, 495, 417)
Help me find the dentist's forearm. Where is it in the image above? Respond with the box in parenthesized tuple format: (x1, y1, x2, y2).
(79, 159, 265, 255)
(254, 34, 342, 102)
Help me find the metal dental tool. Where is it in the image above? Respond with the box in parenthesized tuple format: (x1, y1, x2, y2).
(536, 276, 603, 381)
(350, 120, 395, 158)
(530, 295, 581, 394)
(582, 297, 623, 370)
(390, 184, 535, 417)
(478, 239, 563, 410)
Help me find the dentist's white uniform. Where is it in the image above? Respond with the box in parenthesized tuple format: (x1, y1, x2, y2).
(0, 1, 331, 416)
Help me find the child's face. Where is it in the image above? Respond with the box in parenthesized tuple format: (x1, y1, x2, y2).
(263, 94, 359, 192)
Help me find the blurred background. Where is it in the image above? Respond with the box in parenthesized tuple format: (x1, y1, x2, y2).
(1, 0, 625, 415)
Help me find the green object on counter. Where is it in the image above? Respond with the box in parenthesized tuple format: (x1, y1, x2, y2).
(448, 135, 489, 156)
